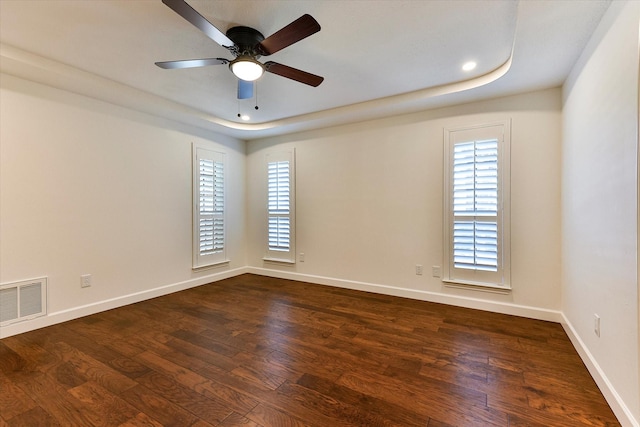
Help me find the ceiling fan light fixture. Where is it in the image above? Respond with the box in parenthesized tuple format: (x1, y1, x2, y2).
(230, 56, 264, 81)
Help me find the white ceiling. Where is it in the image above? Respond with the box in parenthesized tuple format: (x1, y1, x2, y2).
(0, 0, 611, 139)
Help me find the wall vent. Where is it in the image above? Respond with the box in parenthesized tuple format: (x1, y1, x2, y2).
(0, 277, 47, 326)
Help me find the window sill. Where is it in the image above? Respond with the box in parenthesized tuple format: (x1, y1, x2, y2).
(192, 260, 230, 272)
(263, 257, 296, 265)
(443, 279, 511, 294)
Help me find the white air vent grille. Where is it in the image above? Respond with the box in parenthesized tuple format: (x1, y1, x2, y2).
(0, 277, 47, 326)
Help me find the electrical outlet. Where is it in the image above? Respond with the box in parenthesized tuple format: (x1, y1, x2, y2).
(594, 314, 600, 337)
(299, 253, 305, 262)
(81, 274, 92, 288)
(415, 265, 423, 275)
(432, 266, 441, 278)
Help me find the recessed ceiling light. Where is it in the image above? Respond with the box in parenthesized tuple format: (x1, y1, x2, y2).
(240, 114, 251, 121)
(462, 61, 477, 72)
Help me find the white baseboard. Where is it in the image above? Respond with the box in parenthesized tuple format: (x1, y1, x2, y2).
(561, 314, 639, 427)
(0, 267, 249, 339)
(247, 267, 563, 322)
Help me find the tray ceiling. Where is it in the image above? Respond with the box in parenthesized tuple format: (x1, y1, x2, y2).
(0, 0, 611, 139)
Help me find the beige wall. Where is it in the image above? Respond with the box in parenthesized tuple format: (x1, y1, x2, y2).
(562, 1, 640, 424)
(247, 88, 562, 317)
(0, 74, 247, 336)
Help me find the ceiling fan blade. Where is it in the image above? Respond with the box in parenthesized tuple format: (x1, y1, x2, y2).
(258, 14, 320, 56)
(162, 0, 234, 48)
(237, 79, 254, 99)
(155, 58, 229, 69)
(265, 62, 324, 87)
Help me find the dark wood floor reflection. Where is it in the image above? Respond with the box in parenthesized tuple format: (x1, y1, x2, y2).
(0, 274, 620, 426)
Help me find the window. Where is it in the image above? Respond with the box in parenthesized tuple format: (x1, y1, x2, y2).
(264, 150, 295, 263)
(192, 145, 227, 268)
(443, 121, 510, 289)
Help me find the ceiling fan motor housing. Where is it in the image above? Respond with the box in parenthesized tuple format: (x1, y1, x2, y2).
(226, 26, 265, 57)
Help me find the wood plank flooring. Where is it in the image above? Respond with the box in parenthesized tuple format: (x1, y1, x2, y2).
(0, 274, 620, 426)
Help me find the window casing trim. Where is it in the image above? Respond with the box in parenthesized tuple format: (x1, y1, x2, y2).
(443, 120, 511, 289)
(262, 257, 296, 264)
(192, 144, 228, 269)
(264, 149, 296, 263)
(443, 279, 511, 294)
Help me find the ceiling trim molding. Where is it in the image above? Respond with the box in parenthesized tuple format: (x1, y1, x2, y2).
(251, 50, 514, 137)
(0, 41, 513, 139)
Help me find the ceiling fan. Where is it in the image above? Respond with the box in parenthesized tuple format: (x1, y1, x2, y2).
(156, 0, 324, 100)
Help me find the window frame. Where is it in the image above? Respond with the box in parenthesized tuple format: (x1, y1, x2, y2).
(192, 144, 228, 269)
(263, 149, 296, 264)
(443, 121, 511, 291)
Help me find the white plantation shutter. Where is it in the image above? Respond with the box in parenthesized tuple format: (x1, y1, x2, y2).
(193, 146, 227, 268)
(265, 150, 295, 262)
(444, 122, 510, 288)
(199, 159, 224, 255)
(268, 161, 291, 251)
(453, 139, 498, 271)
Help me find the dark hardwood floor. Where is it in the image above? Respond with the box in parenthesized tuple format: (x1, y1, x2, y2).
(0, 274, 620, 426)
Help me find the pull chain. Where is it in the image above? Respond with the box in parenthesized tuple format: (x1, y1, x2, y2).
(255, 82, 259, 111)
